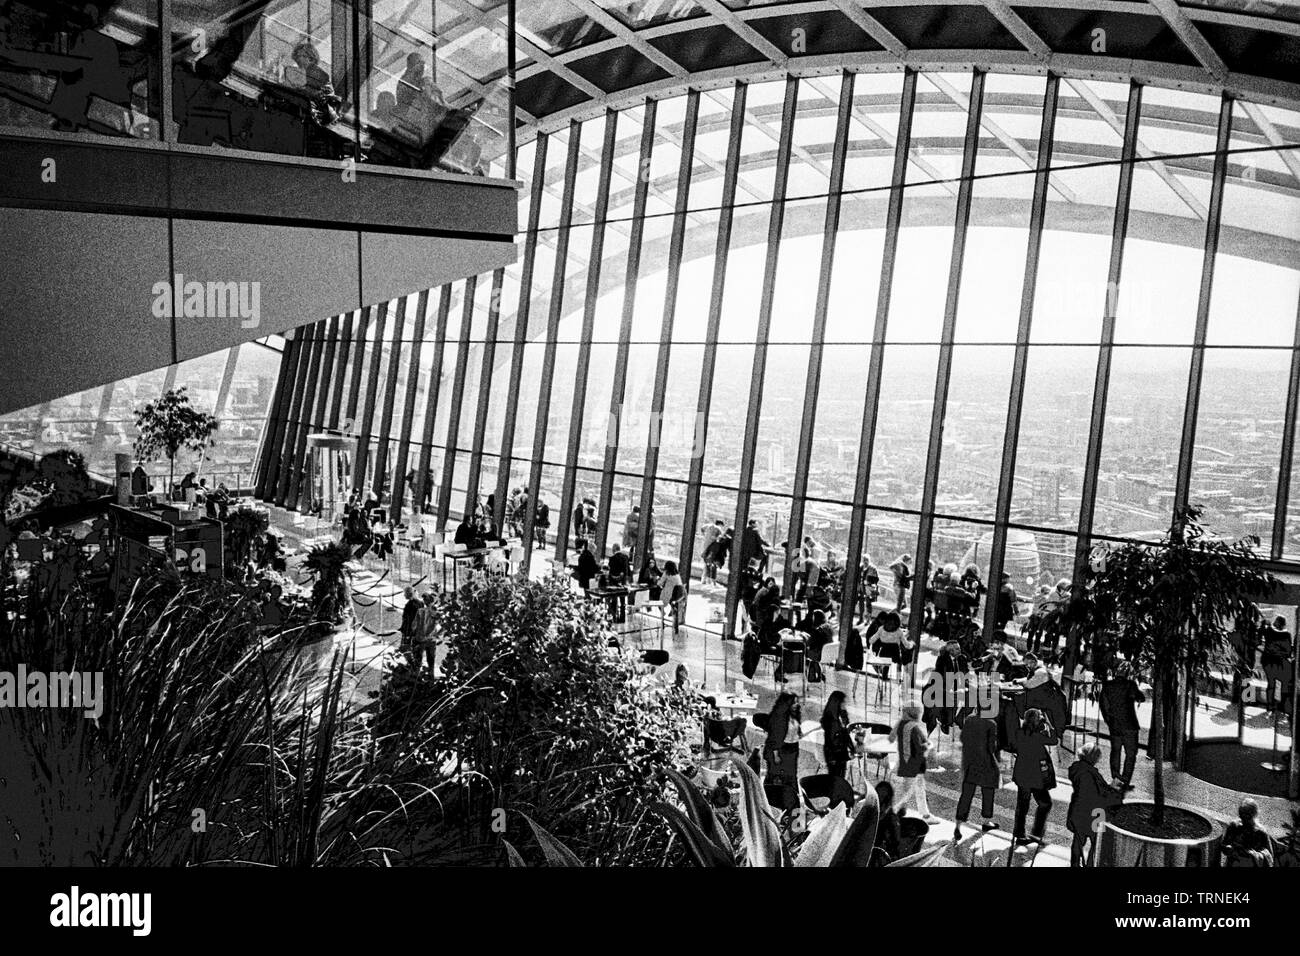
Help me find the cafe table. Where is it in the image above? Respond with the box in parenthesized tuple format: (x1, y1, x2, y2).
(440, 544, 501, 591)
(711, 692, 758, 718)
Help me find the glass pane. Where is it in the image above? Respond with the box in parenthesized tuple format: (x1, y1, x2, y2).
(1010, 346, 1099, 530)
(1093, 347, 1192, 539)
(2, 1, 161, 140)
(868, 345, 939, 510)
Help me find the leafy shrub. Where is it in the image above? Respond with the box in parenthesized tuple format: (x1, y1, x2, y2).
(375, 572, 707, 865)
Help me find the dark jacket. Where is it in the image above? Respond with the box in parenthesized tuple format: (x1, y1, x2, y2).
(1066, 758, 1122, 835)
(821, 710, 850, 764)
(1099, 678, 1145, 733)
(1011, 724, 1059, 790)
(996, 584, 1017, 626)
(607, 550, 630, 582)
(400, 597, 424, 639)
(960, 714, 1000, 789)
(1019, 670, 1069, 739)
(710, 532, 732, 566)
(576, 549, 599, 589)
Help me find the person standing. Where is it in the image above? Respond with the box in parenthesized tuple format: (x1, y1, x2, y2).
(1010, 708, 1059, 846)
(995, 572, 1019, 631)
(890, 702, 940, 824)
(712, 526, 733, 582)
(821, 690, 851, 779)
(400, 586, 423, 665)
(575, 539, 600, 591)
(534, 499, 550, 550)
(607, 542, 630, 585)
(700, 519, 724, 585)
(954, 700, 1001, 838)
(1262, 615, 1293, 713)
(622, 505, 641, 562)
(658, 559, 686, 636)
(740, 519, 769, 574)
(1099, 660, 1145, 790)
(1066, 743, 1122, 866)
(889, 553, 912, 614)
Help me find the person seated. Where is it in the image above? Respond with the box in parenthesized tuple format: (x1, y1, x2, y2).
(795, 608, 836, 665)
(607, 542, 631, 585)
(1221, 799, 1274, 867)
(453, 515, 477, 548)
(981, 637, 1022, 680)
(639, 552, 663, 599)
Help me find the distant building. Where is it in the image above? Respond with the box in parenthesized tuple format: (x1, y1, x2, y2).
(1032, 469, 1061, 521)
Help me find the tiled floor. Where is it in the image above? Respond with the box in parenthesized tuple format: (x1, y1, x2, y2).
(268, 508, 1299, 862)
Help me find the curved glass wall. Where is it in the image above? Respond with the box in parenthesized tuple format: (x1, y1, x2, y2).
(263, 66, 1300, 634)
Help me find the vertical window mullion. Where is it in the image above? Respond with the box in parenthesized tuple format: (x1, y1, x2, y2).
(1073, 82, 1144, 580)
(371, 297, 409, 501)
(466, 269, 506, 513)
(521, 122, 584, 571)
(255, 333, 301, 498)
(1273, 290, 1300, 559)
(494, 133, 551, 528)
(786, 70, 854, 596)
(390, 297, 428, 523)
(438, 279, 479, 525)
(682, 81, 747, 623)
(415, 288, 450, 516)
(558, 111, 619, 559)
(724, 76, 800, 636)
(1172, 96, 1234, 524)
(596, 103, 658, 559)
(983, 74, 1059, 641)
(908, 70, 986, 648)
(639, 90, 700, 570)
(837, 69, 918, 649)
(351, 299, 392, 494)
(272, 324, 316, 504)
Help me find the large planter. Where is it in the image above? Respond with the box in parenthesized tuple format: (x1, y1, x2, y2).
(1097, 802, 1221, 867)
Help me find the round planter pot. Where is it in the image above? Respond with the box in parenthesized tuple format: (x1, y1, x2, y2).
(1097, 802, 1221, 867)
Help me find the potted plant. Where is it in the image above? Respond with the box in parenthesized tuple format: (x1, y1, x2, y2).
(224, 506, 269, 574)
(133, 387, 219, 500)
(301, 540, 354, 641)
(1088, 507, 1277, 866)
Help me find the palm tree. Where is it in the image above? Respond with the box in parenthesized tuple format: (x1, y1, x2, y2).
(302, 541, 354, 631)
(1086, 507, 1276, 825)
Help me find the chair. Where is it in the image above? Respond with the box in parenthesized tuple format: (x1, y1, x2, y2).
(814, 640, 841, 702)
(799, 773, 856, 815)
(704, 716, 748, 755)
(639, 649, 670, 669)
(850, 721, 894, 780)
(765, 782, 801, 816)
